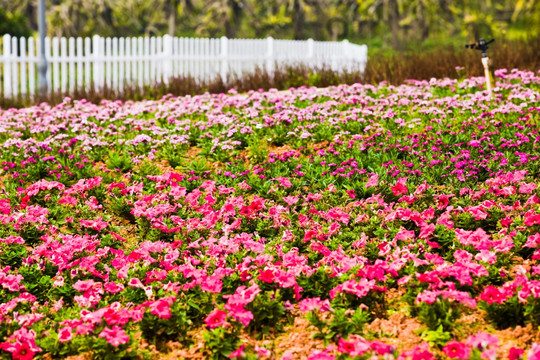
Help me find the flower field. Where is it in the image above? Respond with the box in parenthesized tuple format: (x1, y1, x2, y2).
(1, 68, 540, 359)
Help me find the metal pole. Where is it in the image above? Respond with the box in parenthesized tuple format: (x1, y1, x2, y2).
(481, 56, 493, 100)
(37, 0, 48, 96)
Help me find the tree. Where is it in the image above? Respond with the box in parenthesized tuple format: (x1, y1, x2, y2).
(0, 8, 32, 37)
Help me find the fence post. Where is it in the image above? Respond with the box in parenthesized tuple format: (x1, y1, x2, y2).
(11, 37, 19, 98)
(3, 34, 12, 98)
(92, 35, 101, 89)
(341, 39, 350, 72)
(266, 36, 274, 75)
(163, 34, 173, 85)
(220, 36, 228, 83)
(307, 38, 314, 67)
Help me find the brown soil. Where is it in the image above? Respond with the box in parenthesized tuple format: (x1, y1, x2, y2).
(186, 146, 202, 158)
(496, 324, 540, 357)
(154, 159, 177, 174)
(267, 144, 294, 157)
(160, 316, 325, 360)
(272, 317, 326, 359)
(63, 354, 93, 360)
(366, 312, 423, 351)
(161, 329, 206, 360)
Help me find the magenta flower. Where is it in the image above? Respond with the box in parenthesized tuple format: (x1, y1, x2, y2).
(149, 299, 172, 319)
(228, 344, 246, 358)
(442, 340, 471, 359)
(204, 309, 228, 329)
(58, 327, 73, 343)
(508, 347, 524, 360)
(1, 328, 42, 360)
(391, 177, 409, 196)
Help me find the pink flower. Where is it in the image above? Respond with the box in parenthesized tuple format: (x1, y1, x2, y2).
(443, 340, 471, 359)
(337, 338, 356, 354)
(103, 307, 131, 326)
(0, 199, 11, 214)
(237, 181, 251, 190)
(128, 278, 144, 288)
(58, 327, 73, 343)
(508, 347, 524, 360)
(104, 282, 125, 294)
(200, 276, 223, 293)
(7, 341, 37, 360)
(371, 340, 396, 355)
(204, 309, 228, 328)
(225, 305, 254, 326)
(99, 326, 129, 347)
(58, 195, 78, 206)
(391, 177, 409, 196)
(274, 177, 293, 188)
(307, 349, 335, 360)
(1, 328, 41, 360)
(298, 297, 331, 313)
(479, 286, 509, 305)
(283, 195, 299, 206)
(149, 299, 172, 319)
(258, 269, 275, 283)
(398, 344, 435, 360)
(519, 183, 537, 194)
(80, 217, 109, 231)
(73, 279, 100, 292)
(255, 345, 271, 357)
(281, 350, 294, 360)
(228, 344, 246, 358)
(525, 233, 540, 248)
(365, 173, 379, 188)
(528, 343, 540, 360)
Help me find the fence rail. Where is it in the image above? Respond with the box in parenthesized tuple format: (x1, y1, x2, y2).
(0, 34, 367, 98)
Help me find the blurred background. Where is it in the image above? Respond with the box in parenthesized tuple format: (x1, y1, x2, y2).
(1, 0, 539, 53)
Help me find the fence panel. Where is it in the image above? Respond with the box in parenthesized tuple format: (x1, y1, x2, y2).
(0, 35, 367, 98)
(28, 37, 35, 96)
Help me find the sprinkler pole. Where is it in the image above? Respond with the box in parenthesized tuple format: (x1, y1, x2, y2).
(481, 57, 492, 99)
(465, 38, 495, 100)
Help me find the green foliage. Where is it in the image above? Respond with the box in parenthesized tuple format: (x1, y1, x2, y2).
(159, 144, 187, 169)
(106, 151, 133, 173)
(419, 325, 453, 347)
(19, 265, 53, 303)
(140, 303, 193, 348)
(307, 307, 370, 345)
(246, 291, 287, 336)
(202, 327, 241, 360)
(5, 0, 539, 53)
(247, 137, 269, 164)
(109, 197, 135, 223)
(416, 298, 461, 333)
(0, 8, 31, 37)
(0, 243, 27, 268)
(480, 297, 526, 329)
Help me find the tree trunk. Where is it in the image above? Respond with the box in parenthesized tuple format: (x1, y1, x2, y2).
(384, 0, 401, 50)
(293, 0, 306, 40)
(168, 0, 178, 36)
(416, 1, 429, 41)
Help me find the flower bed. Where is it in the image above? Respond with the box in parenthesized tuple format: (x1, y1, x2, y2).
(0, 69, 539, 359)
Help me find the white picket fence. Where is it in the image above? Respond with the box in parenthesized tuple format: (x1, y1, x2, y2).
(0, 34, 368, 98)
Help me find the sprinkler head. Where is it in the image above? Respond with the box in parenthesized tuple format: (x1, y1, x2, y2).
(465, 38, 495, 58)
